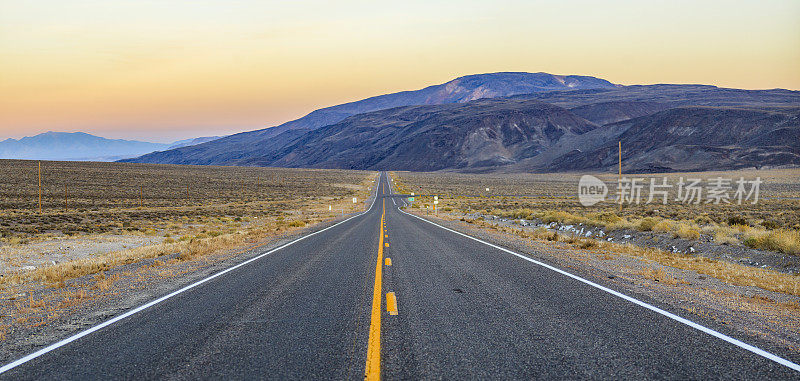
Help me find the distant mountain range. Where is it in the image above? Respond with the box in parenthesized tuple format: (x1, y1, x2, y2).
(124, 72, 800, 173)
(123, 72, 619, 166)
(0, 132, 222, 161)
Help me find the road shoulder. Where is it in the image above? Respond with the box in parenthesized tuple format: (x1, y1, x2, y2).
(403, 209, 800, 362)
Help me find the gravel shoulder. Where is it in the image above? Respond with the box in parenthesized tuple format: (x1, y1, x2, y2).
(0, 235, 165, 274)
(464, 212, 800, 274)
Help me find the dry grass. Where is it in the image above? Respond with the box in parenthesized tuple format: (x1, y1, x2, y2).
(0, 160, 373, 244)
(0, 160, 376, 289)
(744, 229, 800, 255)
(1, 207, 363, 290)
(428, 204, 800, 298)
(593, 239, 800, 296)
(638, 268, 683, 286)
(392, 169, 800, 255)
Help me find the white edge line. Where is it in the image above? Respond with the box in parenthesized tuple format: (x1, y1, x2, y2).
(0, 172, 382, 375)
(397, 207, 800, 372)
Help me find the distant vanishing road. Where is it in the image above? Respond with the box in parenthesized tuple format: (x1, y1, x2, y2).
(2, 173, 799, 379)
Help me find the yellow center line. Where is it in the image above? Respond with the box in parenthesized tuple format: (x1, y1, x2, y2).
(365, 198, 385, 380)
(386, 292, 398, 315)
(385, 257, 392, 266)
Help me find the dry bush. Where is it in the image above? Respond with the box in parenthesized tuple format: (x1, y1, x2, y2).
(94, 273, 119, 291)
(743, 229, 800, 255)
(578, 239, 599, 249)
(637, 217, 660, 231)
(714, 231, 740, 245)
(674, 223, 701, 240)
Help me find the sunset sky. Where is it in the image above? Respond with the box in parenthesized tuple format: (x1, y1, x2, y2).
(1, 0, 798, 142)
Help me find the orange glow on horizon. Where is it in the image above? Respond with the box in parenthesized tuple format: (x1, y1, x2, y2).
(1, 0, 798, 141)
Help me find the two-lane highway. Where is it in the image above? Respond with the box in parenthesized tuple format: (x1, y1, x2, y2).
(2, 172, 799, 379)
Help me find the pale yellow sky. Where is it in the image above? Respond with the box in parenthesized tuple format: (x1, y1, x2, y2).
(1, 0, 798, 141)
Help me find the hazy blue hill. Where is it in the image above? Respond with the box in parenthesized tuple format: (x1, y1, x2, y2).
(0, 132, 221, 161)
(0, 132, 169, 161)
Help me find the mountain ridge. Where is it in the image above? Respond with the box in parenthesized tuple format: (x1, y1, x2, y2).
(124, 72, 618, 165)
(121, 72, 800, 172)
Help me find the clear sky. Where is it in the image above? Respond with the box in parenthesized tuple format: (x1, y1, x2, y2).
(1, 0, 798, 142)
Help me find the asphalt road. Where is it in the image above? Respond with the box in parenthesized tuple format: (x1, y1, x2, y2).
(1, 172, 798, 379)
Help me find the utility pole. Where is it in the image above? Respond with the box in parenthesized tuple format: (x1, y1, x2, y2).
(618, 140, 622, 212)
(38, 161, 42, 213)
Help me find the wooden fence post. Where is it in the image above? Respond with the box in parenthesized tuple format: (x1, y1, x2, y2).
(618, 140, 622, 212)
